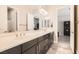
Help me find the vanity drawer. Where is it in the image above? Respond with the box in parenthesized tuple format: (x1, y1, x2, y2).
(22, 39, 38, 52)
(23, 45, 37, 54)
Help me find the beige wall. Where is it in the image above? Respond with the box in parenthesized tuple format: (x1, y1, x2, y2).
(52, 11, 58, 43)
(8, 6, 27, 31)
(0, 6, 7, 33)
(8, 9, 17, 32)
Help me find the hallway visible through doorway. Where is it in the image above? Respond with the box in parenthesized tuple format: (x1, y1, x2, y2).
(47, 6, 74, 54)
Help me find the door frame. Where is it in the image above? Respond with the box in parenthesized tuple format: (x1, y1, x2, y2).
(74, 5, 77, 54)
(57, 5, 77, 54)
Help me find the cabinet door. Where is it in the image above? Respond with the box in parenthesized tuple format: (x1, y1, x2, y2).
(48, 34, 51, 46)
(38, 41, 44, 53)
(23, 45, 37, 54)
(43, 39, 49, 53)
(38, 39, 47, 54)
(0, 45, 21, 54)
(50, 32, 54, 44)
(38, 34, 49, 54)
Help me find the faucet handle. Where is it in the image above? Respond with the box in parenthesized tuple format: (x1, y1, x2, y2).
(16, 34, 18, 37)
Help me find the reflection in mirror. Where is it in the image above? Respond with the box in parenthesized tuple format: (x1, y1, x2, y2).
(42, 20, 43, 27)
(44, 20, 46, 27)
(51, 22, 53, 27)
(47, 20, 49, 27)
(46, 20, 47, 27)
(7, 7, 17, 32)
(34, 17, 39, 30)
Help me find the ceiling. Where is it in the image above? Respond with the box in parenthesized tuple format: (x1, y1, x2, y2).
(8, 5, 70, 15)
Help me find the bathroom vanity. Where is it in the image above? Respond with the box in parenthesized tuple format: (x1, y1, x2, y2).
(0, 29, 54, 54)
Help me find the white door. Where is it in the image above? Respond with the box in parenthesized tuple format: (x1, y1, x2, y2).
(70, 5, 74, 53)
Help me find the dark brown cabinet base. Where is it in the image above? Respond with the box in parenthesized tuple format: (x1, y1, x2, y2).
(23, 45, 37, 54)
(0, 32, 54, 54)
(0, 45, 21, 54)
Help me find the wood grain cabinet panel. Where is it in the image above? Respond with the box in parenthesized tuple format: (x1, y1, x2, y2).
(38, 41, 46, 53)
(38, 35, 49, 54)
(22, 38, 38, 53)
(23, 45, 37, 54)
(0, 45, 21, 54)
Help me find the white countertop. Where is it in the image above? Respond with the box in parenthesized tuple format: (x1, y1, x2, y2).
(0, 28, 54, 52)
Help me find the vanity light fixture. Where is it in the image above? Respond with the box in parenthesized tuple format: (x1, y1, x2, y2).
(39, 8, 48, 16)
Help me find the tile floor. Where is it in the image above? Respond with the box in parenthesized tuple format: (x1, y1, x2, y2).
(47, 36, 73, 54)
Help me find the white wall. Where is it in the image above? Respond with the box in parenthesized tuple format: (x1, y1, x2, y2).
(18, 11, 27, 31)
(52, 11, 58, 43)
(27, 13, 34, 30)
(58, 7, 70, 36)
(0, 6, 7, 33)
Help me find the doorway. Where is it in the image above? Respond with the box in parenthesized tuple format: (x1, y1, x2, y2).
(7, 7, 17, 32)
(57, 6, 72, 53)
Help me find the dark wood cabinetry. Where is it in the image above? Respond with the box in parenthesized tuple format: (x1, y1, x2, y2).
(23, 45, 37, 54)
(39, 39, 49, 54)
(49, 33, 54, 45)
(38, 39, 46, 53)
(37, 33, 54, 54)
(22, 39, 37, 53)
(0, 45, 21, 54)
(0, 32, 54, 54)
(22, 38, 38, 54)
